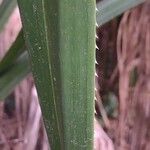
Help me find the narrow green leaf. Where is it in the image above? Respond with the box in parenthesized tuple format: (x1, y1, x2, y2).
(0, 0, 17, 31)
(0, 52, 30, 100)
(17, 0, 95, 149)
(0, 29, 25, 74)
(97, 0, 146, 26)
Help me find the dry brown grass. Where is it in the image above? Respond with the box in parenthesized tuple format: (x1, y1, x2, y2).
(95, 1, 150, 150)
(116, 2, 150, 149)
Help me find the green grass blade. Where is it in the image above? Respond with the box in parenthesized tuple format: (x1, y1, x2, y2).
(0, 29, 25, 74)
(0, 0, 17, 31)
(96, 0, 146, 26)
(17, 0, 95, 149)
(0, 52, 30, 100)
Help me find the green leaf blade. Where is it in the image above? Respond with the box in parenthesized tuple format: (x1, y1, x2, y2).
(0, 29, 25, 74)
(17, 0, 95, 149)
(0, 52, 30, 100)
(97, 0, 146, 26)
(0, 0, 17, 31)
(59, 1, 95, 149)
